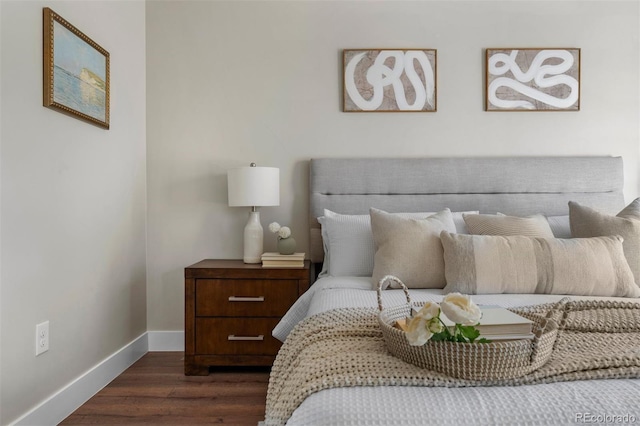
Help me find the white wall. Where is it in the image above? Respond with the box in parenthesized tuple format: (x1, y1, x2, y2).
(0, 0, 636, 423)
(146, 0, 639, 332)
(0, 1, 147, 424)
(0, 0, 4, 420)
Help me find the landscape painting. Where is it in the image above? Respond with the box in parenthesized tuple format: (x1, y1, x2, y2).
(43, 8, 110, 129)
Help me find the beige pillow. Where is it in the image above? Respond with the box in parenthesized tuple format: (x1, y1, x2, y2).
(570, 199, 640, 287)
(463, 213, 554, 238)
(441, 232, 640, 298)
(370, 208, 456, 289)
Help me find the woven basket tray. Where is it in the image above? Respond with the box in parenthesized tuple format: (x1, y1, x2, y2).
(377, 276, 560, 380)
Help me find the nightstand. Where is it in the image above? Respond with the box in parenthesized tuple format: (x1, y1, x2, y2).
(184, 259, 311, 375)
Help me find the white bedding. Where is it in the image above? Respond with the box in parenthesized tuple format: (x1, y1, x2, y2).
(273, 276, 638, 341)
(272, 276, 640, 425)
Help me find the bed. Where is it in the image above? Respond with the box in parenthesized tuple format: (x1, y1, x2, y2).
(266, 157, 640, 425)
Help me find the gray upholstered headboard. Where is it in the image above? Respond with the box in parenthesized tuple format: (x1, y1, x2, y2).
(309, 156, 625, 263)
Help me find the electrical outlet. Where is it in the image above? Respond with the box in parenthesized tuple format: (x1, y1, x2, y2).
(36, 321, 49, 356)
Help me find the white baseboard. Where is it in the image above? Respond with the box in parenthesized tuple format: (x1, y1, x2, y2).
(9, 330, 184, 425)
(148, 330, 184, 351)
(11, 333, 148, 426)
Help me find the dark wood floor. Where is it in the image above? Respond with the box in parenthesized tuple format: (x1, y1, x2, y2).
(61, 352, 271, 425)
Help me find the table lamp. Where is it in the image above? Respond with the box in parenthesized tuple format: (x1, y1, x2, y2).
(227, 163, 280, 263)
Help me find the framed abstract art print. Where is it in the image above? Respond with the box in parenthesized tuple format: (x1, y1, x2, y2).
(485, 48, 580, 112)
(343, 49, 437, 112)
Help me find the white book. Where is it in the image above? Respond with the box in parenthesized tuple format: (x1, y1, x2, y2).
(439, 307, 534, 336)
(395, 316, 534, 341)
(262, 264, 305, 268)
(261, 252, 305, 260)
(262, 260, 304, 266)
(480, 333, 535, 341)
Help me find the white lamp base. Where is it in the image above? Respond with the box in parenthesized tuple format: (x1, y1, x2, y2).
(243, 210, 263, 263)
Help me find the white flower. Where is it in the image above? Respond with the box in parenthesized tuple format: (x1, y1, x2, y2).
(440, 293, 481, 326)
(278, 226, 291, 239)
(406, 302, 441, 346)
(268, 222, 281, 233)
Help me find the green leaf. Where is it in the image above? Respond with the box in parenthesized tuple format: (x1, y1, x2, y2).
(438, 319, 453, 338)
(458, 325, 480, 339)
(430, 332, 447, 342)
(455, 333, 467, 343)
(428, 320, 489, 344)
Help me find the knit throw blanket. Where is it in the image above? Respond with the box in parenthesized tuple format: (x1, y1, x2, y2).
(265, 301, 640, 426)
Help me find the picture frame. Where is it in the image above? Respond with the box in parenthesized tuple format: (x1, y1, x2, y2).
(485, 48, 580, 112)
(343, 49, 437, 112)
(43, 7, 110, 129)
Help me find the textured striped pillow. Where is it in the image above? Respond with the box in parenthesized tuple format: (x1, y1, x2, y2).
(441, 232, 640, 298)
(463, 213, 554, 238)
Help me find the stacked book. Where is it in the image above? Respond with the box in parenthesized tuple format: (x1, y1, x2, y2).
(441, 306, 534, 341)
(398, 306, 534, 341)
(261, 252, 305, 268)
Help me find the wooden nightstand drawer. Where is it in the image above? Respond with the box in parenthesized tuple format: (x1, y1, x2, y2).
(195, 279, 298, 317)
(195, 317, 282, 355)
(185, 259, 311, 374)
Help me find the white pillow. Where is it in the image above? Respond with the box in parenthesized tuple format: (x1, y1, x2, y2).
(318, 208, 477, 277)
(546, 215, 571, 238)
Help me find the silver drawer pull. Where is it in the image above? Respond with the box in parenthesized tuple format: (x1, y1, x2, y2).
(228, 296, 265, 302)
(228, 335, 264, 341)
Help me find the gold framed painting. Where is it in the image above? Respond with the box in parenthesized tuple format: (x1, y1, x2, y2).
(343, 49, 437, 112)
(485, 48, 580, 112)
(43, 7, 110, 129)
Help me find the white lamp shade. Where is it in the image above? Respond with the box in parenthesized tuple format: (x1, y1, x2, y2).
(227, 166, 280, 207)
